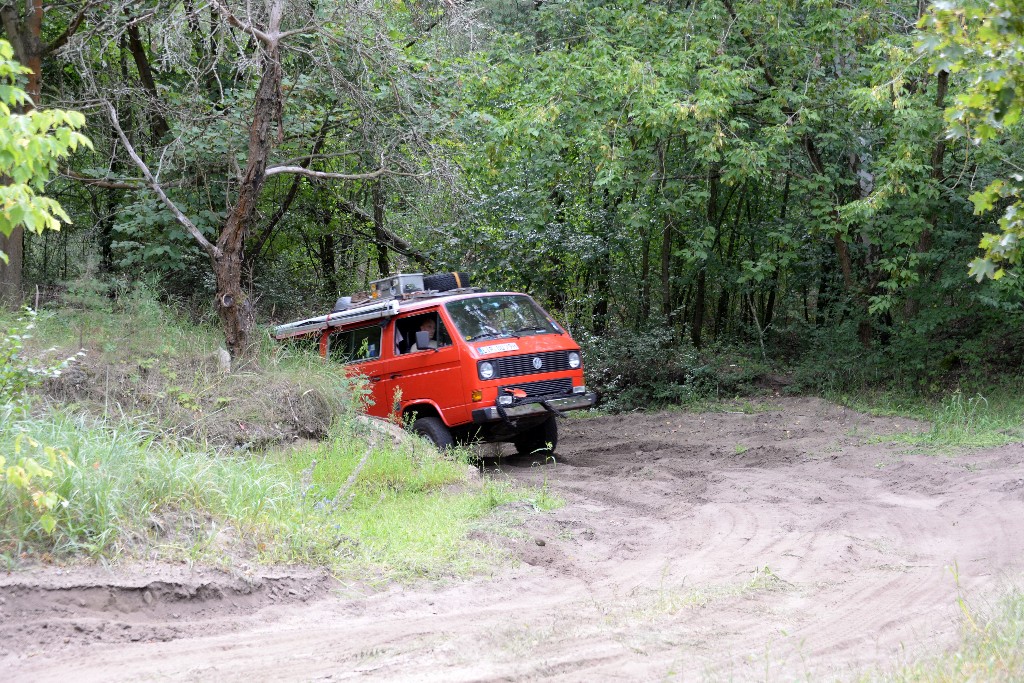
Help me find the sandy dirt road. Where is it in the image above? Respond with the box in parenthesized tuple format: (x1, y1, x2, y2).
(3, 398, 1023, 681)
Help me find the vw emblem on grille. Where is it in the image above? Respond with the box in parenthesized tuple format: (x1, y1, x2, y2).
(532, 357, 543, 370)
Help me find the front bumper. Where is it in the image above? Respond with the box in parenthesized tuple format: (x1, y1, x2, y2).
(471, 392, 598, 423)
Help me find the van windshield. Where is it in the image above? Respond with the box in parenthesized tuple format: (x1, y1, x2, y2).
(445, 295, 561, 342)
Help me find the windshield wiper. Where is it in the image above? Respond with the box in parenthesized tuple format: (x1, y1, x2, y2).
(468, 329, 521, 342)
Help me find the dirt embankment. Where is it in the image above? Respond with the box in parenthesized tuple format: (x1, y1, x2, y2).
(3, 398, 1024, 681)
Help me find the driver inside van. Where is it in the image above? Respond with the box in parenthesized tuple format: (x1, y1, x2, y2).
(408, 317, 438, 352)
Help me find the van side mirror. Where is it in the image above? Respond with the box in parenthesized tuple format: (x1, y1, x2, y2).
(415, 330, 433, 350)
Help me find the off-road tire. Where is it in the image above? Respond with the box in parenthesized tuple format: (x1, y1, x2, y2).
(514, 415, 558, 456)
(412, 416, 455, 451)
(423, 272, 471, 292)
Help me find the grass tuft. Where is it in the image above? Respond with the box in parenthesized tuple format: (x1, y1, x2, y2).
(872, 589, 1024, 682)
(833, 388, 1024, 450)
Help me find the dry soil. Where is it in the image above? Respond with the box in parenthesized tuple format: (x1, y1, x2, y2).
(2, 397, 1023, 681)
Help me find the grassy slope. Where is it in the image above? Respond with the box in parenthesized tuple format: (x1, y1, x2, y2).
(0, 290, 548, 579)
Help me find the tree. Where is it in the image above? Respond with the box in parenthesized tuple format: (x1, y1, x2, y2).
(922, 0, 1024, 287)
(63, 0, 448, 357)
(0, 38, 89, 302)
(0, 0, 95, 303)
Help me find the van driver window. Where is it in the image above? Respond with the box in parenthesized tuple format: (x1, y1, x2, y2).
(328, 325, 381, 363)
(396, 313, 451, 354)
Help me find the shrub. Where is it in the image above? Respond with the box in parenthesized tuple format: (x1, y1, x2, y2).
(578, 321, 765, 411)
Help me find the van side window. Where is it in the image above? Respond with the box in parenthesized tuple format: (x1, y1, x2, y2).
(395, 312, 451, 354)
(328, 324, 381, 363)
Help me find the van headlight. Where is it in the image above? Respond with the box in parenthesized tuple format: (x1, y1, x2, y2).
(568, 351, 581, 369)
(478, 361, 495, 380)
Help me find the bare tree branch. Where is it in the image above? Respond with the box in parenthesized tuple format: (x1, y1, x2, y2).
(104, 101, 220, 260)
(62, 169, 144, 189)
(43, 0, 101, 55)
(249, 109, 336, 263)
(264, 165, 388, 180)
(209, 0, 273, 44)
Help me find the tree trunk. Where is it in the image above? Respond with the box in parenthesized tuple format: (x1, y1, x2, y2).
(373, 180, 389, 276)
(764, 281, 777, 329)
(0, 230, 23, 304)
(660, 216, 672, 322)
(318, 229, 337, 297)
(692, 167, 720, 349)
(213, 5, 284, 357)
(125, 21, 170, 144)
(639, 223, 651, 328)
(714, 197, 744, 338)
(592, 264, 609, 335)
(907, 69, 949, 317)
(691, 268, 706, 349)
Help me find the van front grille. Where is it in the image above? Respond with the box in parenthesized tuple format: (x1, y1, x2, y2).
(500, 377, 572, 398)
(491, 351, 570, 379)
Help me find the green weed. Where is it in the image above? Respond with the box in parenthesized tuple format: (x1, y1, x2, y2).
(838, 388, 1024, 450)
(870, 588, 1024, 682)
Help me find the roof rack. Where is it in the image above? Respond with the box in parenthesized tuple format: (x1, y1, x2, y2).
(272, 299, 400, 340)
(271, 272, 482, 341)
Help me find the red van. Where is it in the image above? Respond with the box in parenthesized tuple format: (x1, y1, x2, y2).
(273, 273, 597, 453)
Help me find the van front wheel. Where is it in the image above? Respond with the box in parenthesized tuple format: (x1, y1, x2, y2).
(514, 416, 558, 456)
(412, 416, 455, 451)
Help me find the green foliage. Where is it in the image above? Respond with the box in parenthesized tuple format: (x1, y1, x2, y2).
(0, 308, 83, 404)
(10, 0, 1024, 406)
(921, 1, 1024, 285)
(0, 428, 73, 537)
(580, 322, 766, 411)
(0, 39, 90, 262)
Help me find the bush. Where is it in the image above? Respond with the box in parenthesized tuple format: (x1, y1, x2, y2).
(787, 307, 1024, 396)
(579, 321, 767, 411)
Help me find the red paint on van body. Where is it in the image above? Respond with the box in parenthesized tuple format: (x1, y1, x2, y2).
(302, 291, 596, 443)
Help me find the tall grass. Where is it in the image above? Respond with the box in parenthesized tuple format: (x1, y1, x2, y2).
(0, 280, 549, 577)
(0, 407, 529, 579)
(836, 387, 1024, 449)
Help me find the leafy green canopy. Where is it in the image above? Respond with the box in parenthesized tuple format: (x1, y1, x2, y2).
(0, 39, 90, 264)
(922, 0, 1024, 285)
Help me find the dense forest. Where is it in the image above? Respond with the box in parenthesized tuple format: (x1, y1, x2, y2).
(2, 0, 1023, 401)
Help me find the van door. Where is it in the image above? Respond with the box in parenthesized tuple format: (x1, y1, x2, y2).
(384, 310, 466, 424)
(326, 321, 392, 418)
